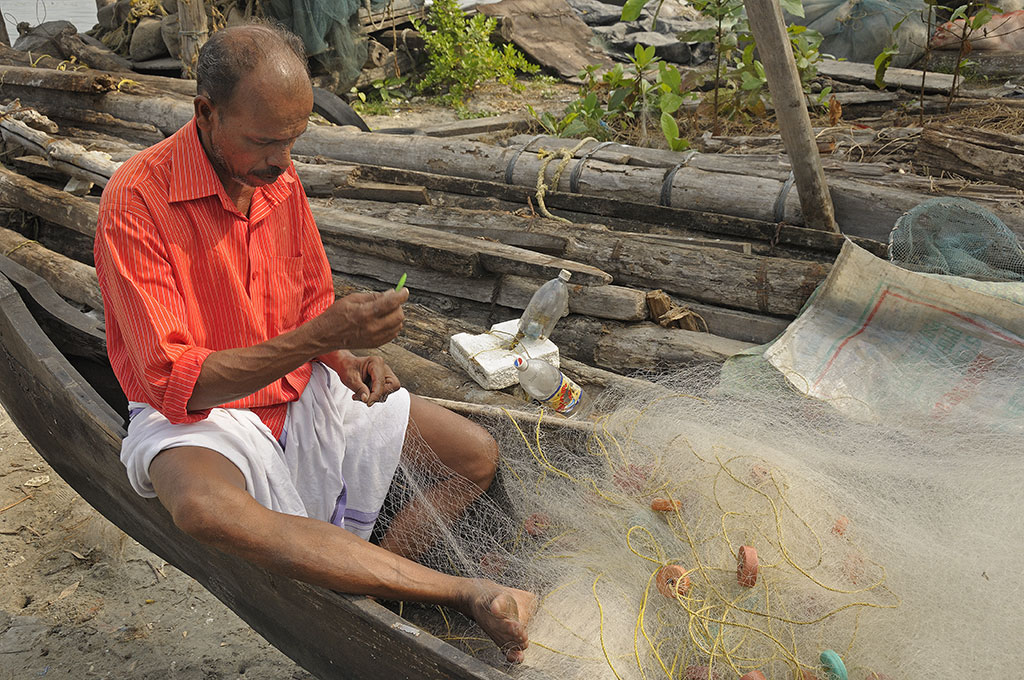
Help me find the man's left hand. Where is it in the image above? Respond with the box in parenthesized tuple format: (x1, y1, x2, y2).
(322, 352, 401, 406)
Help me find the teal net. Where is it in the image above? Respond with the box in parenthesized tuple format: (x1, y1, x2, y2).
(888, 197, 1024, 282)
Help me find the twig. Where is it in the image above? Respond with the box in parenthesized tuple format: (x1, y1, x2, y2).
(0, 491, 32, 513)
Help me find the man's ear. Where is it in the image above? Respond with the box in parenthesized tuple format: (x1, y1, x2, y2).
(194, 94, 215, 131)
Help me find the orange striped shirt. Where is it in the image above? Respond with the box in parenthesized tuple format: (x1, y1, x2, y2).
(95, 118, 334, 438)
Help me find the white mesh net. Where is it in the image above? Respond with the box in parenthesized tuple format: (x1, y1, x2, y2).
(377, 243, 1024, 680)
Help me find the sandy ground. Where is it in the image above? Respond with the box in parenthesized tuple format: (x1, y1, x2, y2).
(0, 403, 315, 679)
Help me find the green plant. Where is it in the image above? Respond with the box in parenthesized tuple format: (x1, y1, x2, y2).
(676, 0, 824, 130)
(349, 75, 413, 117)
(411, 0, 539, 106)
(874, 0, 995, 118)
(530, 45, 693, 150)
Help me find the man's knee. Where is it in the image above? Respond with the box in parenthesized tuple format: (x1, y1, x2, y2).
(149, 446, 249, 544)
(462, 425, 499, 491)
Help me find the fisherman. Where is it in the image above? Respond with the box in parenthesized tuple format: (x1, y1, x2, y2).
(94, 23, 533, 662)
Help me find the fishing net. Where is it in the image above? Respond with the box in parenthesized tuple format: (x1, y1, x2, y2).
(889, 197, 1024, 282)
(262, 0, 404, 92)
(377, 243, 1024, 679)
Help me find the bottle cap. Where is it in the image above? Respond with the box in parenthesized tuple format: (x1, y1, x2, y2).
(558, 269, 572, 281)
(513, 356, 526, 370)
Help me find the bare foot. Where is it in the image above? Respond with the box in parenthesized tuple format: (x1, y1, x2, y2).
(460, 580, 536, 663)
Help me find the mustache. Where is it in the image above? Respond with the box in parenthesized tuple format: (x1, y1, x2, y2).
(253, 166, 286, 181)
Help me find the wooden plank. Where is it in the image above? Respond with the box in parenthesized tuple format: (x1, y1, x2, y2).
(416, 113, 535, 138)
(0, 165, 99, 238)
(498, 274, 649, 322)
(333, 181, 430, 204)
(347, 163, 882, 256)
(915, 125, 1024, 189)
(314, 209, 613, 285)
(816, 59, 957, 94)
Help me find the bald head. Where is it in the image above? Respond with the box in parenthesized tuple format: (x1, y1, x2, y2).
(196, 24, 310, 108)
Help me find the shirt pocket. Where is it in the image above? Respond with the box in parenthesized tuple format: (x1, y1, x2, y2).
(264, 254, 304, 335)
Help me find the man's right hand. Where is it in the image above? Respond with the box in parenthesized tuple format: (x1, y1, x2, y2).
(315, 289, 409, 351)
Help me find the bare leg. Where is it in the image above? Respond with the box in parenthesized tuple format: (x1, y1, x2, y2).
(377, 395, 499, 560)
(149, 445, 534, 662)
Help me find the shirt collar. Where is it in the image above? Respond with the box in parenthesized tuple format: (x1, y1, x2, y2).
(167, 118, 296, 211)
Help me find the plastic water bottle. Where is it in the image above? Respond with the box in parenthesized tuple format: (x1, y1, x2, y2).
(513, 356, 582, 416)
(517, 269, 572, 342)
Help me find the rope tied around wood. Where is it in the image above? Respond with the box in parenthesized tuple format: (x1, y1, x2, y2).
(534, 137, 597, 224)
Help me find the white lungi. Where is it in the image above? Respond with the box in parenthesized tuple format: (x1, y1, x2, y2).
(120, 362, 410, 539)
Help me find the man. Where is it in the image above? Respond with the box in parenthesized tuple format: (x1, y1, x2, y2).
(94, 23, 533, 662)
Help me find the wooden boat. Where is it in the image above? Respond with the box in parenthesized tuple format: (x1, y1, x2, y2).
(0, 252, 515, 680)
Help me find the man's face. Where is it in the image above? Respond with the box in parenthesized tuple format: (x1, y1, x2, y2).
(196, 66, 313, 191)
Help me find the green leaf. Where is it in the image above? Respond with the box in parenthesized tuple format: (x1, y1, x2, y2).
(740, 70, 764, 91)
(660, 111, 680, 143)
(971, 8, 993, 28)
(660, 91, 684, 113)
(873, 45, 898, 89)
(660, 63, 682, 91)
(621, 0, 648, 22)
(949, 5, 967, 20)
(608, 87, 631, 111)
(780, 0, 805, 18)
(669, 136, 691, 152)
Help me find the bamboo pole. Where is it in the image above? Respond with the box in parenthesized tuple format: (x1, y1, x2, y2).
(743, 0, 838, 232)
(178, 0, 209, 79)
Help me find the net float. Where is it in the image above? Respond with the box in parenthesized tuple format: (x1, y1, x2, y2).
(650, 497, 683, 512)
(737, 545, 759, 587)
(655, 564, 691, 598)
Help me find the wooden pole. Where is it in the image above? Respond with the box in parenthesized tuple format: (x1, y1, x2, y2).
(178, 0, 209, 79)
(743, 0, 838, 232)
(0, 5, 10, 47)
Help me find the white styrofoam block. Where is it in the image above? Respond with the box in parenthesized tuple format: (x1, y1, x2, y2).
(449, 318, 560, 390)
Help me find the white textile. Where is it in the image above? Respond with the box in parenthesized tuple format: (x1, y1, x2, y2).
(120, 362, 410, 539)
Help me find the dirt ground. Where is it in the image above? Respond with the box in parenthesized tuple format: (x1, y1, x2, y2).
(0, 403, 315, 679)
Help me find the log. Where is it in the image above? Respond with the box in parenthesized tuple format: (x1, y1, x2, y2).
(0, 225, 102, 309)
(592, 323, 753, 372)
(178, 0, 209, 78)
(0, 166, 99, 238)
(413, 113, 535, 138)
(53, 26, 133, 73)
(915, 125, 1024, 189)
(314, 199, 828, 317)
(0, 116, 120, 186)
(744, 0, 837, 232)
(817, 59, 957, 95)
(315, 210, 613, 285)
(7, 75, 1017, 240)
(327, 243, 648, 322)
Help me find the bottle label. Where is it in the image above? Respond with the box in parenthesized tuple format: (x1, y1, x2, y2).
(539, 373, 582, 414)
